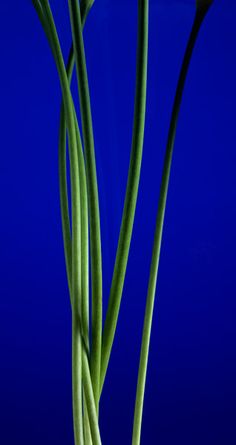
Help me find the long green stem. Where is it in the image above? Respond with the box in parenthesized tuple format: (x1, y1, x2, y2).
(59, 0, 94, 303)
(32, 1, 98, 443)
(58, 46, 73, 297)
(73, 107, 90, 350)
(100, 0, 149, 393)
(74, 110, 91, 443)
(35, 1, 84, 442)
(68, 0, 103, 412)
(132, 6, 212, 445)
(60, 58, 92, 441)
(58, 10, 92, 441)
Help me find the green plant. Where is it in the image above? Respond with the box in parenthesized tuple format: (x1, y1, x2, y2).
(32, 0, 213, 443)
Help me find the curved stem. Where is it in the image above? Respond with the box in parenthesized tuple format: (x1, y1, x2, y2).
(83, 391, 93, 445)
(82, 348, 102, 445)
(58, 46, 74, 297)
(73, 107, 90, 353)
(68, 0, 103, 412)
(59, 0, 94, 302)
(32, 1, 100, 442)
(72, 314, 84, 445)
(100, 0, 149, 393)
(80, 0, 95, 23)
(60, 38, 92, 445)
(132, 7, 212, 445)
(59, 0, 91, 370)
(32, 1, 89, 443)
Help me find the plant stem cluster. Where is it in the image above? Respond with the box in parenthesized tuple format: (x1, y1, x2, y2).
(32, 1, 213, 443)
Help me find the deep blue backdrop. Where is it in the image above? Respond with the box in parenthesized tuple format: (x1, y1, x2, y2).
(0, 0, 236, 443)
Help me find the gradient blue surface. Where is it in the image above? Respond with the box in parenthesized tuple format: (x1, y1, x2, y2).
(0, 1, 236, 443)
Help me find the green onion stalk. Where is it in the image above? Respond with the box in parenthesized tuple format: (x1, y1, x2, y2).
(32, 0, 214, 443)
(132, 1, 213, 444)
(32, 1, 101, 444)
(100, 0, 149, 394)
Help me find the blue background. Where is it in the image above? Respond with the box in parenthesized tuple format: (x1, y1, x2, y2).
(0, 0, 236, 443)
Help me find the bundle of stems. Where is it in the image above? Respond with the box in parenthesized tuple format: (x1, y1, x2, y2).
(32, 0, 213, 443)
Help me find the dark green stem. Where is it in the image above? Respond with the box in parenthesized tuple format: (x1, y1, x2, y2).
(68, 0, 103, 412)
(82, 348, 102, 445)
(32, 1, 98, 443)
(58, 46, 73, 297)
(59, 2, 92, 366)
(59, 0, 94, 303)
(100, 0, 149, 393)
(34, 1, 83, 441)
(60, 57, 92, 443)
(132, 7, 212, 445)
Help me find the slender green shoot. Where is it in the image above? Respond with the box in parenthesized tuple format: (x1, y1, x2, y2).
(58, 46, 73, 297)
(82, 348, 102, 445)
(100, 0, 149, 393)
(59, 0, 95, 303)
(132, 6, 213, 445)
(32, 1, 84, 441)
(32, 1, 98, 443)
(83, 388, 93, 445)
(68, 0, 103, 412)
(57, 4, 95, 438)
(58, 9, 92, 439)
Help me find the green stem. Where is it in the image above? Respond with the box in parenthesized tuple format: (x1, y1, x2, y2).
(68, 0, 103, 412)
(80, 0, 95, 23)
(83, 391, 93, 445)
(59, 0, 94, 303)
(100, 0, 149, 393)
(61, 48, 92, 445)
(132, 7, 212, 445)
(72, 314, 84, 445)
(32, 1, 94, 443)
(60, 52, 92, 436)
(73, 107, 90, 353)
(58, 46, 73, 297)
(59, 2, 93, 363)
(82, 349, 102, 445)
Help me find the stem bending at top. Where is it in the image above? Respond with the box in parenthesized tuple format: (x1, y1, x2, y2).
(68, 0, 103, 412)
(132, 5, 213, 445)
(59, 0, 95, 303)
(33, 1, 84, 442)
(32, 0, 215, 442)
(100, 0, 149, 393)
(58, 6, 92, 442)
(31, 1, 101, 444)
(34, 0, 84, 441)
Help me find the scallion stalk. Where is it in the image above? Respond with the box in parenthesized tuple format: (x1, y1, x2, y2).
(100, 0, 149, 394)
(68, 0, 103, 412)
(132, 5, 213, 445)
